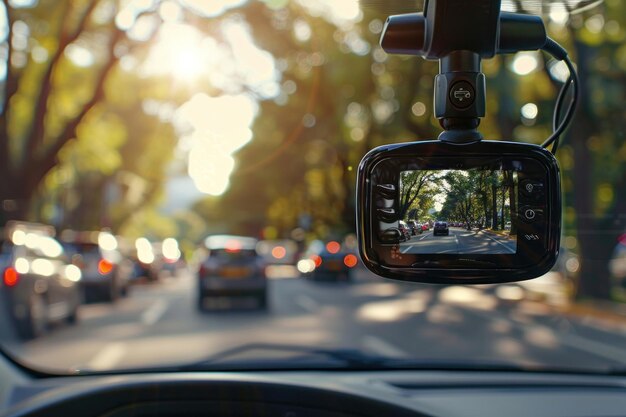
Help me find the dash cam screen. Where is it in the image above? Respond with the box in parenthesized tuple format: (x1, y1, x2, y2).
(398, 169, 518, 255)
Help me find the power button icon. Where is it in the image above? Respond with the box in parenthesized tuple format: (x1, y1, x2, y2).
(520, 206, 543, 223)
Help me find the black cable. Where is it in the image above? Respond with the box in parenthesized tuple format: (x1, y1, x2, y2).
(549, 74, 572, 152)
(540, 39, 579, 154)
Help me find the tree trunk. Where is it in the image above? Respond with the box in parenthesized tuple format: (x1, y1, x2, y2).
(509, 172, 517, 235)
(500, 186, 506, 230)
(570, 38, 611, 299)
(491, 184, 498, 230)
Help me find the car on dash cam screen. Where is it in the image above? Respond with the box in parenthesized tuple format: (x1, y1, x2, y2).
(398, 169, 517, 255)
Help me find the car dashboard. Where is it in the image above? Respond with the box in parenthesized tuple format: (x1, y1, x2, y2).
(1, 355, 626, 417)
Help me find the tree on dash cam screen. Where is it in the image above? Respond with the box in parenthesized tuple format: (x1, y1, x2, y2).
(398, 169, 518, 255)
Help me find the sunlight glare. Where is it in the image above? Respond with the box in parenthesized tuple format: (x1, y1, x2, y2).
(65, 44, 95, 67)
(141, 22, 209, 81)
(181, 0, 247, 17)
(511, 52, 539, 75)
(174, 93, 258, 196)
(176, 93, 257, 134)
(188, 143, 235, 196)
(222, 21, 278, 95)
(159, 1, 183, 22)
(549, 3, 568, 25)
(296, 0, 361, 25)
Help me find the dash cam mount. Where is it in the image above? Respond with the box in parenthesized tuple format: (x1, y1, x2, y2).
(380, 0, 547, 143)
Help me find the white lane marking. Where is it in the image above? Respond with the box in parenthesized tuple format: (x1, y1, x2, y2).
(362, 335, 409, 358)
(419, 233, 430, 241)
(480, 231, 516, 254)
(401, 245, 414, 254)
(141, 299, 168, 326)
(454, 234, 459, 246)
(296, 295, 319, 312)
(462, 306, 626, 365)
(87, 342, 126, 370)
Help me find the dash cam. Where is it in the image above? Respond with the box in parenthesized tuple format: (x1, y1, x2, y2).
(355, 0, 577, 283)
(356, 140, 561, 284)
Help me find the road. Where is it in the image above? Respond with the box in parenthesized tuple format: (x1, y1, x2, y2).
(2, 267, 626, 373)
(400, 227, 516, 254)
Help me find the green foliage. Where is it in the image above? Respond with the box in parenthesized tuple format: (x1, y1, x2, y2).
(1, 0, 624, 298)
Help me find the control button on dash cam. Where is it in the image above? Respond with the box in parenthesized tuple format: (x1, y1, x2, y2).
(521, 179, 544, 198)
(520, 206, 543, 223)
(449, 81, 475, 109)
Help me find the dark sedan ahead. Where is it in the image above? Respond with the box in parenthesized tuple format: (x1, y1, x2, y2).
(197, 235, 268, 310)
(433, 221, 450, 236)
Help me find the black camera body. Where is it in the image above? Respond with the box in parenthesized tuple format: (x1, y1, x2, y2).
(356, 140, 561, 284)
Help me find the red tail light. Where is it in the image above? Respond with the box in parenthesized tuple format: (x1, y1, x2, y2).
(343, 254, 358, 268)
(98, 259, 114, 275)
(310, 255, 323, 268)
(3, 267, 19, 287)
(326, 241, 340, 254)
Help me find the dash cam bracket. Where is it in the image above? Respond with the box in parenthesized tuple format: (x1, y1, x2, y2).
(380, 0, 548, 143)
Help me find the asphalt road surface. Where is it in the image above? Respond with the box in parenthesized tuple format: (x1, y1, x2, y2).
(2, 267, 626, 373)
(400, 227, 516, 254)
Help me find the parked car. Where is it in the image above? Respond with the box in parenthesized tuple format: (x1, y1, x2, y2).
(406, 220, 422, 236)
(433, 221, 450, 236)
(151, 238, 185, 278)
(398, 221, 411, 240)
(60, 230, 133, 303)
(197, 235, 268, 310)
(299, 240, 358, 282)
(421, 223, 429, 231)
(610, 233, 626, 295)
(257, 239, 299, 265)
(0, 222, 81, 339)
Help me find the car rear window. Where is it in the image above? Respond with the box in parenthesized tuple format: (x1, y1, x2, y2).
(210, 249, 257, 260)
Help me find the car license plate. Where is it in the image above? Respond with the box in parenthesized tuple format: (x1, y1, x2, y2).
(327, 261, 342, 271)
(219, 267, 251, 278)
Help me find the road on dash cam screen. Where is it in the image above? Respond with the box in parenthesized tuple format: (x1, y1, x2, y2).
(398, 169, 517, 255)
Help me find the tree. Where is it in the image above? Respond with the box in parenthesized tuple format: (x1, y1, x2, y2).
(560, 1, 626, 299)
(0, 0, 124, 224)
(398, 171, 439, 220)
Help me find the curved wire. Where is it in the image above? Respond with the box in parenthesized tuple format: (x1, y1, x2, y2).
(541, 56, 579, 154)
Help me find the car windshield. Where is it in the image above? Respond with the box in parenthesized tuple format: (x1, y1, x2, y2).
(0, 0, 625, 375)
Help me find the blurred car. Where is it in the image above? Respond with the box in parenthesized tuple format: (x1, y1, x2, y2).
(421, 223, 429, 231)
(433, 221, 450, 236)
(256, 239, 298, 265)
(0, 222, 81, 339)
(153, 238, 185, 278)
(398, 221, 411, 241)
(610, 233, 626, 293)
(197, 235, 268, 310)
(406, 220, 422, 236)
(299, 240, 358, 283)
(60, 230, 133, 303)
(130, 237, 161, 282)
